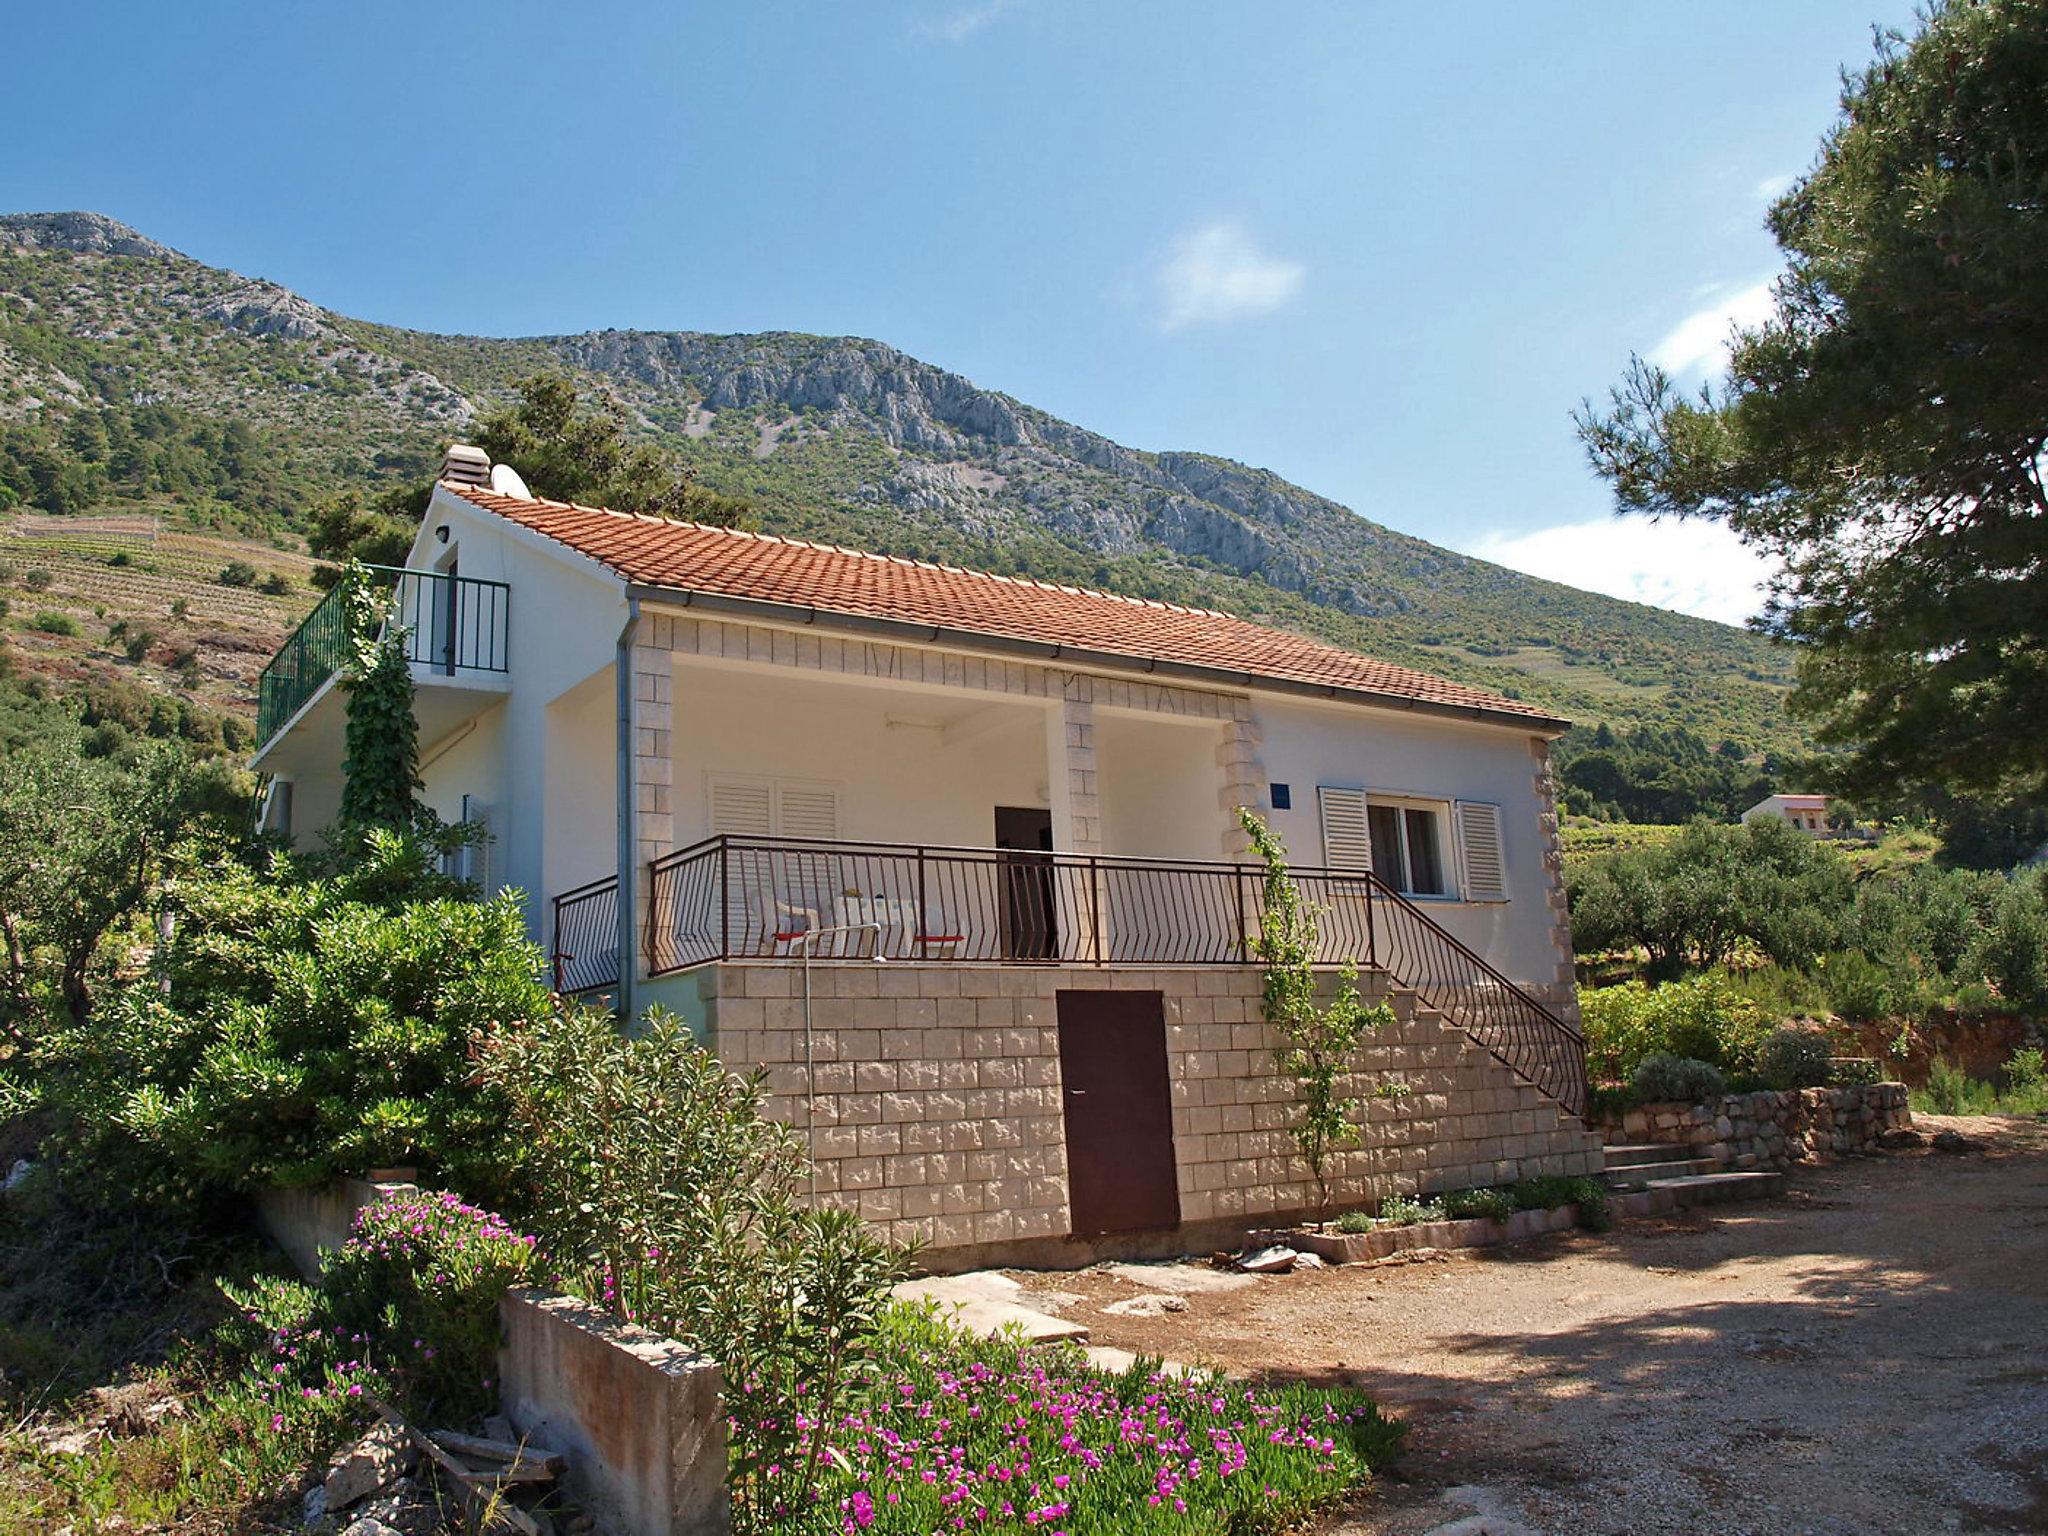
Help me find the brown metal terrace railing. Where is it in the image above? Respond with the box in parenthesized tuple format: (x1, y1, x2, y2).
(605, 834, 1588, 1115)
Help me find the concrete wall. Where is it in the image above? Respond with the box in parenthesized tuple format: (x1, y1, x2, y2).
(704, 960, 1602, 1264)
(252, 1176, 413, 1280)
(498, 1289, 728, 1536)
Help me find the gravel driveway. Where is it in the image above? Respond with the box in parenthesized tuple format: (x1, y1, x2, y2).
(1017, 1115, 2048, 1536)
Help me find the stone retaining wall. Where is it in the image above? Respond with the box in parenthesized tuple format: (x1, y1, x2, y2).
(1601, 1082, 1912, 1170)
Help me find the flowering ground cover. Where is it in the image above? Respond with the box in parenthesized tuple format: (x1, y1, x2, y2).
(773, 1308, 1402, 1536)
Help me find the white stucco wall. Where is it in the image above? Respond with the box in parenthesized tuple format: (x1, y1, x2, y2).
(418, 702, 508, 887)
(1095, 711, 1224, 864)
(1251, 696, 1557, 987)
(405, 487, 626, 933)
(667, 665, 1051, 848)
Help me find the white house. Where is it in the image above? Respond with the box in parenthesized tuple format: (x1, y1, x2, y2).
(251, 448, 1599, 1263)
(1742, 793, 1834, 835)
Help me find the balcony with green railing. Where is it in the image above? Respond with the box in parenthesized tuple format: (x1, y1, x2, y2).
(255, 566, 511, 747)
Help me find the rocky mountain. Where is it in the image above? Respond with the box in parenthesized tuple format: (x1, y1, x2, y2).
(0, 212, 1799, 748)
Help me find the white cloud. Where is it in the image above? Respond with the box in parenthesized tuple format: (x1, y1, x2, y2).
(1155, 222, 1305, 332)
(1647, 277, 1777, 379)
(916, 0, 1021, 42)
(1468, 516, 1779, 626)
(1753, 171, 1797, 202)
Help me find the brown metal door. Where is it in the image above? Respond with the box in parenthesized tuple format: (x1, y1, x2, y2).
(1056, 990, 1181, 1235)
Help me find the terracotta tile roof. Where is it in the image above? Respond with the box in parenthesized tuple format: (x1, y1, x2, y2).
(443, 482, 1563, 727)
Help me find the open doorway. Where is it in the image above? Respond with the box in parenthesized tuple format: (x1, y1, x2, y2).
(994, 806, 1056, 959)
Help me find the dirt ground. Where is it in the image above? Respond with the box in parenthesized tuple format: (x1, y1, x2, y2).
(1017, 1115, 2048, 1536)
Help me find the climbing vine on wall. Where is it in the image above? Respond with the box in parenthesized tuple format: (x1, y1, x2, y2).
(337, 561, 424, 831)
(1239, 807, 1395, 1220)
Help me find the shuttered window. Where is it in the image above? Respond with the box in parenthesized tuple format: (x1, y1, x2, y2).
(778, 783, 841, 841)
(707, 774, 840, 840)
(1317, 786, 1372, 871)
(708, 776, 775, 837)
(1454, 799, 1508, 902)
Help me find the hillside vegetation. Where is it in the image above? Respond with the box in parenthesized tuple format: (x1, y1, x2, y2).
(0, 211, 1802, 751)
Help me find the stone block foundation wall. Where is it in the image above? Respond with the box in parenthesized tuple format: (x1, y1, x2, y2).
(1601, 1083, 1912, 1170)
(702, 961, 1603, 1261)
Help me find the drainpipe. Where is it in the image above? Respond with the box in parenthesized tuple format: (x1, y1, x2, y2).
(614, 595, 642, 1024)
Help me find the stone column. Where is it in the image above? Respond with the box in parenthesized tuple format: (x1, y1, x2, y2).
(1046, 680, 1103, 961)
(629, 615, 678, 980)
(1216, 699, 1268, 859)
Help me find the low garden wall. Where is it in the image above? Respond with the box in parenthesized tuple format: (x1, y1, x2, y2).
(1599, 1082, 1912, 1170)
(253, 1179, 729, 1536)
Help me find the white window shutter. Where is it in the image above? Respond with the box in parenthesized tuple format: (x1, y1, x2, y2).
(776, 782, 841, 841)
(708, 776, 775, 837)
(1317, 786, 1372, 872)
(1455, 800, 1508, 902)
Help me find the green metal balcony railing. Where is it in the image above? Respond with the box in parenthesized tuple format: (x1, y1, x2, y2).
(255, 566, 510, 747)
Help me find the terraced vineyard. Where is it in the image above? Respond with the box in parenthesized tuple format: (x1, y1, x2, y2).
(1, 506, 318, 720)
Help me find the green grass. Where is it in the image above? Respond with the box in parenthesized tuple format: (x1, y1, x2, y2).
(0, 1179, 367, 1535)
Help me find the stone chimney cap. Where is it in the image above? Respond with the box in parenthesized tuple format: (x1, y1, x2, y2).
(440, 443, 491, 487)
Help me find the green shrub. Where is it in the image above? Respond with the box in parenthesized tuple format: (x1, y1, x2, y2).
(216, 560, 258, 588)
(1968, 876, 2048, 1015)
(1441, 1187, 1516, 1221)
(48, 829, 543, 1209)
(474, 1005, 913, 1527)
(1829, 1055, 1884, 1087)
(1580, 974, 1773, 1084)
(258, 571, 291, 595)
(29, 611, 79, 637)
(1376, 1192, 1445, 1227)
(1917, 1055, 1997, 1115)
(1332, 1208, 1377, 1235)
(319, 1189, 536, 1419)
(1508, 1174, 1611, 1229)
(24, 569, 53, 592)
(1631, 1052, 1727, 1104)
(1756, 1027, 1834, 1090)
(1817, 948, 1899, 1023)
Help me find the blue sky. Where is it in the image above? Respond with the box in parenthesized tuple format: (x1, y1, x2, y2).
(6, 1, 1918, 624)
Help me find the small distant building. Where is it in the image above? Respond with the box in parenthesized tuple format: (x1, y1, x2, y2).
(1743, 793, 1832, 835)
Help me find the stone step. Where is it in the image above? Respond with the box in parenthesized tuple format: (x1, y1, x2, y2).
(1601, 1157, 1717, 1190)
(1646, 1170, 1786, 1206)
(1602, 1141, 1697, 1164)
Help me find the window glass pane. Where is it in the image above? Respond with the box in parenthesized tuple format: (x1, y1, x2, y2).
(1404, 807, 1445, 895)
(1367, 804, 1406, 889)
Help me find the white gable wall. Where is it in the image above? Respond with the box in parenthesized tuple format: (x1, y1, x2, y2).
(1251, 695, 1560, 988)
(410, 487, 626, 935)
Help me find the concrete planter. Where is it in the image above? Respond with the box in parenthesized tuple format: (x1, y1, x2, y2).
(1288, 1203, 1583, 1264)
(254, 1179, 729, 1536)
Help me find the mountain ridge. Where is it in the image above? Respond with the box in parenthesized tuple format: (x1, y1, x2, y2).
(0, 211, 1798, 749)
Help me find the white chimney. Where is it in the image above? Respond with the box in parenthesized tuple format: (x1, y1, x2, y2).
(440, 443, 491, 487)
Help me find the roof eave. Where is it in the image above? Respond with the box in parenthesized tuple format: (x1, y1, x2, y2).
(623, 582, 1570, 736)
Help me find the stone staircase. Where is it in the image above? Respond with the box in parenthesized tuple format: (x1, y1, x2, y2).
(1601, 1142, 1784, 1207)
